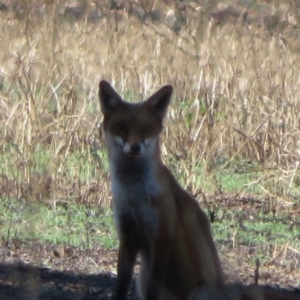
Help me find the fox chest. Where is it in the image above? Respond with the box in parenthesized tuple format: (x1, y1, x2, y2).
(110, 175, 161, 240)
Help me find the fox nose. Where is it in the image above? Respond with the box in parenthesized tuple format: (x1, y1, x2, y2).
(130, 143, 141, 154)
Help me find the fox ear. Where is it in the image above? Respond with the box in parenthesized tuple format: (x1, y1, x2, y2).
(99, 81, 123, 115)
(146, 85, 173, 119)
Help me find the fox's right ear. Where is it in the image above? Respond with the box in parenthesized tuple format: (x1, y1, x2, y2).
(99, 81, 123, 115)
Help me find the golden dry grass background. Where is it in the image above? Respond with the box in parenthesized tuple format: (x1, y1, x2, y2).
(0, 2, 299, 297)
(0, 0, 300, 211)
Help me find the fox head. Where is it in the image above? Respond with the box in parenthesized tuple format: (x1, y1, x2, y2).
(99, 81, 173, 159)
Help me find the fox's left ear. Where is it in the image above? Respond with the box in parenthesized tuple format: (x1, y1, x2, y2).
(146, 85, 173, 119)
(99, 80, 123, 115)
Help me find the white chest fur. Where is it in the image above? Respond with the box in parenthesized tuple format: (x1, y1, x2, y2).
(109, 158, 162, 239)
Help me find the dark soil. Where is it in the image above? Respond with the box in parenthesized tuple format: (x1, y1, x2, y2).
(0, 238, 299, 300)
(0, 244, 138, 300)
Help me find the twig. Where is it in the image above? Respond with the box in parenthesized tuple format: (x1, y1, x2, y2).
(254, 258, 260, 285)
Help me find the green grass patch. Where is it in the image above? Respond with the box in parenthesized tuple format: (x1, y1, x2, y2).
(0, 198, 118, 250)
(212, 209, 300, 264)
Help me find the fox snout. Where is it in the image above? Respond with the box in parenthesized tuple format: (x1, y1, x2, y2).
(111, 135, 158, 159)
(129, 143, 141, 156)
(114, 136, 144, 158)
(123, 142, 142, 157)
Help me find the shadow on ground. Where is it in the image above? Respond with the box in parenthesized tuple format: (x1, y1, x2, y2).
(0, 262, 138, 300)
(0, 261, 299, 300)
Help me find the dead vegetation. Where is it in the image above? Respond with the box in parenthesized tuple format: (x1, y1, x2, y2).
(0, 0, 299, 209)
(0, 0, 299, 298)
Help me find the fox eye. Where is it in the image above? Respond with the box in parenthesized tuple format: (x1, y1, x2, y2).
(116, 123, 127, 133)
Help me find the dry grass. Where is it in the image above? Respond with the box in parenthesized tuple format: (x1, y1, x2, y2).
(0, 0, 299, 212)
(0, 2, 299, 298)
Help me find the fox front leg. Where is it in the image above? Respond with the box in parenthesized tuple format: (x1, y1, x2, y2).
(114, 238, 138, 300)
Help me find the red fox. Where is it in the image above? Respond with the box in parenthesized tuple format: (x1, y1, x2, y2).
(98, 80, 223, 300)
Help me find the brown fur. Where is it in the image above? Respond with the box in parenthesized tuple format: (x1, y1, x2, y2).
(99, 80, 222, 300)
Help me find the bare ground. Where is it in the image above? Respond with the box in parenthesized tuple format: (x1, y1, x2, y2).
(1, 188, 299, 299)
(1, 196, 300, 300)
(1, 246, 300, 300)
